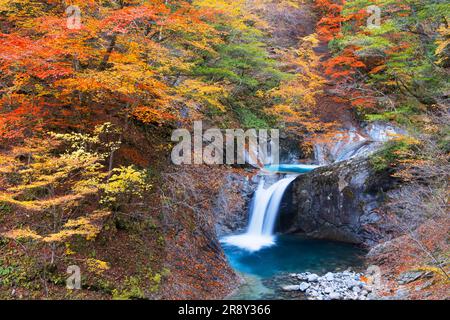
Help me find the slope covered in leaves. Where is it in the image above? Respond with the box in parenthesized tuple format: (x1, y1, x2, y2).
(0, 0, 448, 299)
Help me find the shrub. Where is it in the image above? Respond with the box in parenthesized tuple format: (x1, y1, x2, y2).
(370, 136, 421, 172)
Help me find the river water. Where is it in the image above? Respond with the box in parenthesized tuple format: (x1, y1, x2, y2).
(222, 234, 365, 299)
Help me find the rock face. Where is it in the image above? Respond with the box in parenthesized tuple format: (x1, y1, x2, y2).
(278, 157, 394, 245)
(313, 121, 407, 165)
(396, 271, 431, 285)
(214, 171, 257, 237)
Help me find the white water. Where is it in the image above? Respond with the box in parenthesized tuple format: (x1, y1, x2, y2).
(221, 176, 297, 252)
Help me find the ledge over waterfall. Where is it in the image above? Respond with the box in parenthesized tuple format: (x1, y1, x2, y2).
(279, 158, 394, 246)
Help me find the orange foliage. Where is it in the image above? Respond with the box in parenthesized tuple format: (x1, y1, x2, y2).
(323, 46, 366, 79)
(315, 0, 345, 41)
(0, 0, 217, 145)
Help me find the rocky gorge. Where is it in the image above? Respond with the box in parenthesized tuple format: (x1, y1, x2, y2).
(217, 119, 448, 300)
(279, 157, 393, 246)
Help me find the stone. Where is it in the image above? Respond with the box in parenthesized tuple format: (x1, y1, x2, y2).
(282, 285, 302, 291)
(395, 288, 409, 299)
(397, 271, 425, 285)
(415, 280, 433, 291)
(397, 271, 425, 284)
(297, 273, 310, 281)
(367, 293, 378, 300)
(310, 290, 318, 297)
(325, 272, 335, 281)
(298, 270, 379, 300)
(299, 282, 310, 291)
(324, 286, 333, 294)
(352, 286, 361, 293)
(307, 274, 319, 282)
(329, 292, 341, 300)
(281, 156, 393, 245)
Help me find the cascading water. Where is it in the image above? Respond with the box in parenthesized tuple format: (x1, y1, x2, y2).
(221, 175, 297, 252)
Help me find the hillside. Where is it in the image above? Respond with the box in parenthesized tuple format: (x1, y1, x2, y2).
(0, 0, 448, 300)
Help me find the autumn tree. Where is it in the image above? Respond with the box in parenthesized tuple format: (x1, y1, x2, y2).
(0, 0, 222, 140)
(0, 123, 150, 269)
(317, 0, 449, 112)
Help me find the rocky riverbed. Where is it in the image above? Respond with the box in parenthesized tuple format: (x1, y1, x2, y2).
(282, 270, 376, 300)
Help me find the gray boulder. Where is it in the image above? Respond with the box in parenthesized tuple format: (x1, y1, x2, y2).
(278, 157, 393, 245)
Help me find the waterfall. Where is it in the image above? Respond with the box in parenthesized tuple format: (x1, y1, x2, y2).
(221, 176, 297, 252)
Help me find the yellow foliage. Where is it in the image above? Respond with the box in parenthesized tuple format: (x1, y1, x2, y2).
(101, 166, 151, 206)
(435, 25, 450, 65)
(177, 79, 229, 112)
(43, 210, 111, 243)
(416, 266, 450, 284)
(65, 243, 76, 255)
(268, 33, 326, 134)
(87, 258, 110, 275)
(2, 227, 42, 241)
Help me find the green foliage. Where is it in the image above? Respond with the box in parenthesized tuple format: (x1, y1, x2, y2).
(0, 265, 14, 278)
(191, 6, 290, 126)
(0, 259, 31, 288)
(370, 137, 421, 172)
(94, 279, 114, 294)
(437, 125, 450, 154)
(337, 0, 449, 106)
(235, 107, 270, 129)
(365, 105, 420, 127)
(148, 272, 162, 293)
(0, 201, 12, 214)
(195, 39, 287, 91)
(112, 276, 145, 300)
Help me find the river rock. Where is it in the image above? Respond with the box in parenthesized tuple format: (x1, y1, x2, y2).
(367, 292, 378, 300)
(214, 172, 257, 237)
(285, 270, 376, 300)
(324, 272, 334, 281)
(282, 285, 302, 291)
(299, 282, 310, 291)
(307, 274, 319, 282)
(329, 292, 341, 300)
(296, 272, 311, 281)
